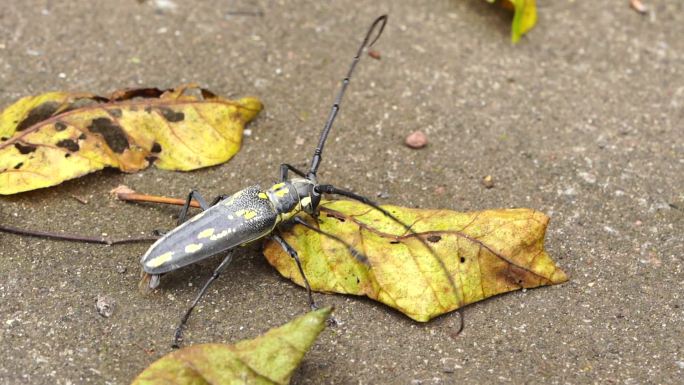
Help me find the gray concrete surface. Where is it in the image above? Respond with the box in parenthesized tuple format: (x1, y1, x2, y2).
(1, 1, 682, 384)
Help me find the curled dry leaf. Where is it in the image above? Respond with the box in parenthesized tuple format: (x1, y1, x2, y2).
(131, 307, 331, 385)
(264, 200, 567, 322)
(0, 84, 262, 195)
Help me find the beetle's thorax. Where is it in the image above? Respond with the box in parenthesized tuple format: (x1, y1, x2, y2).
(266, 178, 320, 224)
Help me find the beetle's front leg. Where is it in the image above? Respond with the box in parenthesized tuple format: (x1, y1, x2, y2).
(279, 163, 306, 182)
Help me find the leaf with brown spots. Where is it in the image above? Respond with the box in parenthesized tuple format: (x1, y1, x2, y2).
(0, 84, 262, 194)
(263, 200, 567, 322)
(131, 308, 331, 385)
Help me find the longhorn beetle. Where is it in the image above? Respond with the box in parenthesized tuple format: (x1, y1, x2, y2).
(140, 15, 457, 347)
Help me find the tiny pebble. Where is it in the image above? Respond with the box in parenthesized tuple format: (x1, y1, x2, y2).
(96, 295, 115, 318)
(440, 357, 462, 373)
(116, 265, 127, 274)
(405, 130, 428, 149)
(482, 175, 494, 189)
(376, 191, 390, 199)
(368, 49, 381, 60)
(243, 129, 252, 137)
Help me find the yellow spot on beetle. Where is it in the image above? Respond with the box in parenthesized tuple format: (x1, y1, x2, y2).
(275, 187, 289, 197)
(300, 196, 312, 207)
(210, 230, 229, 240)
(146, 251, 174, 268)
(197, 228, 215, 239)
(243, 210, 257, 219)
(185, 243, 203, 253)
(270, 183, 285, 191)
(258, 192, 268, 199)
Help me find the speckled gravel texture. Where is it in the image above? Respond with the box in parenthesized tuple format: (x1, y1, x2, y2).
(1, 1, 682, 384)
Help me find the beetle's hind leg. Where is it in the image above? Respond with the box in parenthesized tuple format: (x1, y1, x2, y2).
(177, 190, 211, 225)
(172, 249, 235, 348)
(151, 190, 222, 236)
(175, 190, 230, 226)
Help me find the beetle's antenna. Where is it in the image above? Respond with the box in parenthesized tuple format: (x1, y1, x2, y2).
(307, 15, 388, 178)
(315, 184, 464, 333)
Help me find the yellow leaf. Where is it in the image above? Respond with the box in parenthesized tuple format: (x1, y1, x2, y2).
(504, 0, 537, 43)
(263, 200, 567, 322)
(131, 307, 331, 385)
(0, 85, 262, 195)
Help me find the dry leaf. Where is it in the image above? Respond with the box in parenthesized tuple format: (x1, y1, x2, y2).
(264, 200, 567, 322)
(131, 307, 331, 385)
(0, 84, 262, 195)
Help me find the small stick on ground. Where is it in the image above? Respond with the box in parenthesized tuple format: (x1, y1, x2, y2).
(630, 0, 648, 14)
(112, 185, 201, 208)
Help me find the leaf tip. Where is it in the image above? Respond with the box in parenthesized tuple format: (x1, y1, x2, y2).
(550, 267, 569, 284)
(237, 97, 263, 114)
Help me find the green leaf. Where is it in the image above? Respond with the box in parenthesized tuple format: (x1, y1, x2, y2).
(131, 307, 331, 385)
(264, 200, 567, 322)
(509, 0, 537, 43)
(485, 0, 537, 43)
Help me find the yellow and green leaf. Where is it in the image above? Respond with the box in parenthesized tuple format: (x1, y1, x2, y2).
(131, 307, 331, 385)
(487, 0, 537, 43)
(0, 84, 262, 195)
(264, 200, 567, 322)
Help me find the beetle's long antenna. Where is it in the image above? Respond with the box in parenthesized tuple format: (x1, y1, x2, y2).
(315, 184, 464, 333)
(307, 15, 388, 178)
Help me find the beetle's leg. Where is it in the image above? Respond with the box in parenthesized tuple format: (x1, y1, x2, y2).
(209, 194, 230, 206)
(172, 249, 234, 348)
(177, 190, 211, 225)
(279, 163, 306, 181)
(176, 192, 229, 226)
(292, 217, 368, 264)
(270, 233, 317, 309)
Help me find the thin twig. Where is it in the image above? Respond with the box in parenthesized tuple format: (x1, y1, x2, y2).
(116, 192, 201, 208)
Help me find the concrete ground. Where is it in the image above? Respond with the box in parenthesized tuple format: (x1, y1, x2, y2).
(1, 1, 682, 384)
